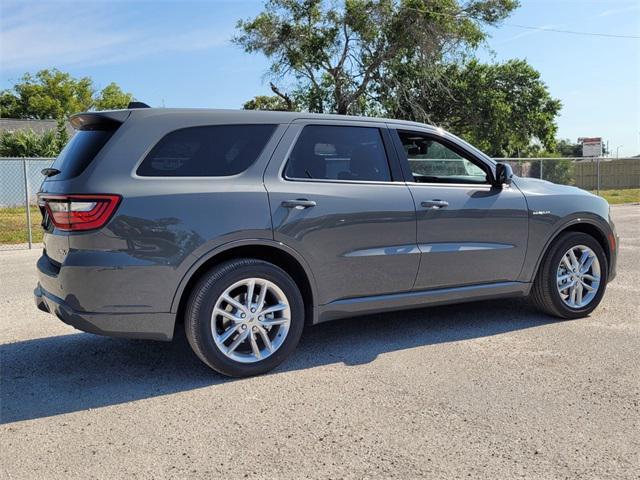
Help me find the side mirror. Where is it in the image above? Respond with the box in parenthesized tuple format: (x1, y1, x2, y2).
(494, 162, 513, 187)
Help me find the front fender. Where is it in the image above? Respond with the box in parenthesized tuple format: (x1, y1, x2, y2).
(519, 212, 615, 283)
(513, 176, 615, 282)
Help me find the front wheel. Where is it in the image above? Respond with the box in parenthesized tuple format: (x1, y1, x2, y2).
(531, 232, 608, 319)
(185, 259, 304, 377)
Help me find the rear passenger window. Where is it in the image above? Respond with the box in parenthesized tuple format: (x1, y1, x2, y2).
(137, 124, 277, 176)
(285, 125, 391, 182)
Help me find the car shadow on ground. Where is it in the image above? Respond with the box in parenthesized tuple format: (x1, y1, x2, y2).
(1, 298, 555, 424)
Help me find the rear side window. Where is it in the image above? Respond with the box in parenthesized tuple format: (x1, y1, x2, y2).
(137, 124, 277, 177)
(284, 125, 391, 182)
(50, 129, 116, 180)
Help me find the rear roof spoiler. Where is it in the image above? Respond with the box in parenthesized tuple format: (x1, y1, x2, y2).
(69, 110, 131, 131)
(128, 101, 150, 109)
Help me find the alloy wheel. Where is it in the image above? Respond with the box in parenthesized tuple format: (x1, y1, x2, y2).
(211, 278, 291, 363)
(556, 245, 601, 309)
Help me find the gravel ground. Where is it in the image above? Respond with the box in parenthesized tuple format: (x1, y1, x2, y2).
(1, 205, 638, 479)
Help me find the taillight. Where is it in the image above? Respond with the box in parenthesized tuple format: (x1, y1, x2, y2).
(39, 194, 121, 232)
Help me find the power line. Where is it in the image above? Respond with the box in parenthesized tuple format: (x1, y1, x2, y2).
(503, 23, 640, 39)
(400, 5, 640, 40)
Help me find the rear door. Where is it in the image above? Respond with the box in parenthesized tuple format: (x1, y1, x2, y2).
(264, 120, 418, 305)
(390, 126, 529, 290)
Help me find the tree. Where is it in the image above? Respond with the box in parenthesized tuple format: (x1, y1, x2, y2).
(389, 59, 562, 157)
(235, 1, 563, 156)
(243, 93, 297, 111)
(0, 69, 93, 119)
(0, 129, 62, 157)
(0, 69, 134, 119)
(555, 139, 582, 157)
(55, 117, 69, 150)
(94, 83, 134, 110)
(235, 0, 519, 115)
(528, 158, 574, 185)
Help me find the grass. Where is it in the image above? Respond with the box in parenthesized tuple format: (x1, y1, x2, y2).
(0, 189, 638, 245)
(592, 188, 640, 205)
(0, 206, 43, 244)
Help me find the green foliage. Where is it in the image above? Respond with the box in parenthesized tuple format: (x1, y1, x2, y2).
(0, 129, 62, 157)
(235, 0, 519, 115)
(555, 139, 582, 157)
(0, 70, 135, 154)
(529, 159, 574, 185)
(55, 118, 69, 149)
(243, 95, 296, 111)
(235, 1, 561, 158)
(0, 69, 134, 120)
(530, 139, 610, 159)
(0, 69, 94, 119)
(94, 83, 134, 110)
(390, 59, 562, 157)
(551, 139, 608, 158)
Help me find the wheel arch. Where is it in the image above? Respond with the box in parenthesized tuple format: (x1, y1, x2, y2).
(172, 240, 318, 328)
(533, 218, 612, 282)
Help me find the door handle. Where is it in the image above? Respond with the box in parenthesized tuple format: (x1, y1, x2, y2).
(281, 199, 317, 209)
(421, 199, 449, 209)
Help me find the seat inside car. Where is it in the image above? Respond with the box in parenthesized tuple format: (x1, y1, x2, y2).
(338, 144, 388, 181)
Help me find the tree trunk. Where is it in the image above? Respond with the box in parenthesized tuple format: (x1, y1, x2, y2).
(336, 100, 348, 115)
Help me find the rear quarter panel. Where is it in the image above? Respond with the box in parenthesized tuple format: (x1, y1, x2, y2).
(39, 113, 288, 314)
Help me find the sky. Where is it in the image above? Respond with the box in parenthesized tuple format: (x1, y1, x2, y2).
(1, 0, 639, 156)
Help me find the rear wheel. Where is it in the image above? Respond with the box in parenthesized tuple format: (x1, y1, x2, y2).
(531, 232, 608, 319)
(185, 259, 304, 377)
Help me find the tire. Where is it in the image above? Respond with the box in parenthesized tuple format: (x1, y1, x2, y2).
(531, 231, 608, 319)
(184, 258, 304, 377)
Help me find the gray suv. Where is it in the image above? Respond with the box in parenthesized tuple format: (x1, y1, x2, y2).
(35, 107, 618, 377)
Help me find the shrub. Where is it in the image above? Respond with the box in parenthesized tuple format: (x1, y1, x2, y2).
(0, 128, 62, 157)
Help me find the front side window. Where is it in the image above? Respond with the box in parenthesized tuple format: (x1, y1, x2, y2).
(285, 125, 391, 182)
(396, 131, 489, 184)
(137, 124, 277, 177)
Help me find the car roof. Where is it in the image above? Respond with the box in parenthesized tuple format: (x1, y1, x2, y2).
(76, 107, 440, 132)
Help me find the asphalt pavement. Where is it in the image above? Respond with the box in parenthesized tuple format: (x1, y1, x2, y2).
(1, 204, 638, 479)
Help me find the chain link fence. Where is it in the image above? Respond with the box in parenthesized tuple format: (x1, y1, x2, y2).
(496, 157, 640, 191)
(0, 156, 638, 251)
(0, 158, 53, 251)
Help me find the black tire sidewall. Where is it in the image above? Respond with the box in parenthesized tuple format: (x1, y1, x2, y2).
(188, 260, 304, 377)
(543, 233, 608, 318)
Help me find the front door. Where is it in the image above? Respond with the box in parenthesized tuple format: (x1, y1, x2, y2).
(264, 121, 418, 305)
(390, 127, 529, 290)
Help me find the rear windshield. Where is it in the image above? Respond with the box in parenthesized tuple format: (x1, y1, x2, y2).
(49, 129, 116, 180)
(136, 124, 277, 177)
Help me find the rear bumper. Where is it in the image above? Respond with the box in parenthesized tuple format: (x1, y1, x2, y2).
(34, 283, 175, 341)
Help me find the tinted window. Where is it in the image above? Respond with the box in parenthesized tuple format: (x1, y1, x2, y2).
(50, 129, 116, 180)
(137, 124, 277, 177)
(397, 131, 488, 184)
(285, 125, 391, 182)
